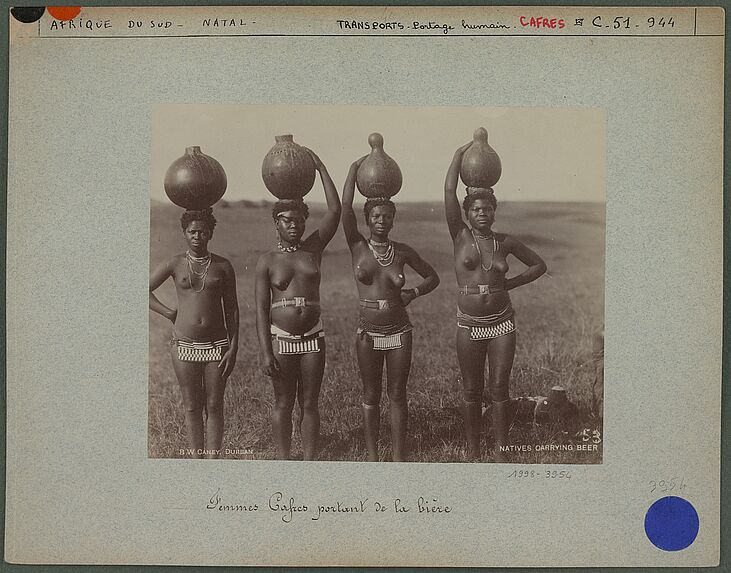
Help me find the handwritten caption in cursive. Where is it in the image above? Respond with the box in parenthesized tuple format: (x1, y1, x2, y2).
(206, 488, 452, 523)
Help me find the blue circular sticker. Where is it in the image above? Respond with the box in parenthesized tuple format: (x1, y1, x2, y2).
(645, 496, 699, 551)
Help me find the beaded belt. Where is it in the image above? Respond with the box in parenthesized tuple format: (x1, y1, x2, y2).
(458, 284, 504, 296)
(175, 339, 228, 362)
(465, 318, 515, 340)
(370, 332, 404, 350)
(359, 299, 400, 310)
(271, 297, 320, 309)
(270, 321, 324, 355)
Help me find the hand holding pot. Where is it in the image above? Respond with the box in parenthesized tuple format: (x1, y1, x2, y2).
(454, 141, 474, 158)
(303, 147, 324, 171)
(350, 155, 368, 172)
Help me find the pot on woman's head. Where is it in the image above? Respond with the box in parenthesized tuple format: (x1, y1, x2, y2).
(164, 146, 228, 210)
(459, 127, 502, 190)
(356, 133, 403, 199)
(261, 135, 316, 200)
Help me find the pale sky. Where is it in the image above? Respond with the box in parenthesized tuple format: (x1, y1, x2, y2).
(150, 105, 605, 203)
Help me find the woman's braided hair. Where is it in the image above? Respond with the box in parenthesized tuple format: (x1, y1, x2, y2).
(272, 199, 309, 221)
(462, 187, 497, 214)
(180, 207, 217, 231)
(363, 196, 396, 223)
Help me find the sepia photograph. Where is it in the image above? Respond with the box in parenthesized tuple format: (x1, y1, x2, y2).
(148, 105, 605, 463)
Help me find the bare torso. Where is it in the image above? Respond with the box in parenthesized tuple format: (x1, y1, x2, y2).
(352, 241, 409, 326)
(266, 245, 322, 335)
(454, 229, 512, 316)
(171, 253, 229, 340)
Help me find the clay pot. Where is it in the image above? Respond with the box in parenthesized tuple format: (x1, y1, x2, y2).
(164, 146, 227, 210)
(261, 135, 316, 199)
(356, 133, 402, 198)
(460, 127, 502, 189)
(533, 386, 578, 427)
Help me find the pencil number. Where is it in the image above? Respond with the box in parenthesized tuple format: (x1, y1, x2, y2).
(649, 477, 686, 494)
(545, 470, 571, 479)
(507, 469, 571, 479)
(508, 470, 538, 478)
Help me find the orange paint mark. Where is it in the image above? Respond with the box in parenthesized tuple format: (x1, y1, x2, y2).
(47, 6, 81, 20)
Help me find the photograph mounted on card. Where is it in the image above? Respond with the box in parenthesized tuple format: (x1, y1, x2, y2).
(148, 104, 605, 464)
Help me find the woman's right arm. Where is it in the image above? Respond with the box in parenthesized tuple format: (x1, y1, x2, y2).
(444, 143, 472, 240)
(342, 157, 367, 248)
(149, 258, 176, 322)
(254, 254, 279, 377)
(305, 148, 341, 248)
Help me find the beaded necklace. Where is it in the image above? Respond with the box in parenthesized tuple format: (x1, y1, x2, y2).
(368, 238, 395, 267)
(186, 250, 211, 293)
(277, 239, 299, 253)
(470, 229, 498, 272)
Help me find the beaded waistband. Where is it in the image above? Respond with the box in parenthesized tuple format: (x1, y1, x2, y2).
(271, 297, 320, 309)
(456, 304, 514, 327)
(270, 319, 324, 341)
(357, 315, 412, 336)
(359, 299, 402, 310)
(458, 284, 504, 296)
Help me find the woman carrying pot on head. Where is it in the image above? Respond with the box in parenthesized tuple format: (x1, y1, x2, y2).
(255, 149, 340, 461)
(445, 143, 546, 462)
(342, 156, 440, 462)
(149, 208, 239, 459)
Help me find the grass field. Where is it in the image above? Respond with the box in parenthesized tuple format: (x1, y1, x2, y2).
(149, 199, 605, 463)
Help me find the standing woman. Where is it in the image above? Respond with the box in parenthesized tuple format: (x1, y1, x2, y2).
(149, 208, 239, 459)
(255, 149, 340, 461)
(342, 157, 440, 462)
(445, 143, 546, 461)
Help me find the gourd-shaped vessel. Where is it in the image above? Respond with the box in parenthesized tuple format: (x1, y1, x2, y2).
(459, 127, 502, 190)
(164, 146, 227, 210)
(261, 134, 316, 199)
(356, 133, 403, 198)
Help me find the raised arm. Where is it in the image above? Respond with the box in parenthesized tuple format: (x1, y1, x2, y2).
(305, 148, 341, 247)
(254, 254, 279, 377)
(504, 236, 547, 290)
(444, 143, 472, 240)
(149, 258, 176, 322)
(341, 157, 367, 248)
(400, 245, 441, 306)
(219, 259, 239, 379)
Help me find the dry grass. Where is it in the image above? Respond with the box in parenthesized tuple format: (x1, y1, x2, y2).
(149, 200, 604, 463)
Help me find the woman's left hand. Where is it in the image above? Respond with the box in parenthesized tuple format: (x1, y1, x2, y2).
(218, 349, 237, 379)
(400, 288, 418, 307)
(304, 147, 324, 170)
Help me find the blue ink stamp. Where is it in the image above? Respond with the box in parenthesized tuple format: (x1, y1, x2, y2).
(645, 496, 699, 551)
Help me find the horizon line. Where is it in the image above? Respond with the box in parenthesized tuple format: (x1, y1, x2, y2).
(150, 197, 606, 205)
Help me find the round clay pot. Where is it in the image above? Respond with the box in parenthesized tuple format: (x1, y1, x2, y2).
(356, 133, 402, 198)
(460, 127, 502, 189)
(164, 146, 227, 210)
(261, 135, 316, 199)
(534, 386, 578, 427)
